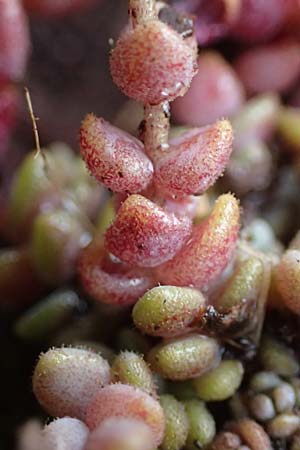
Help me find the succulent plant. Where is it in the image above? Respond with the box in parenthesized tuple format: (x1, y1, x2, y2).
(6, 0, 300, 449)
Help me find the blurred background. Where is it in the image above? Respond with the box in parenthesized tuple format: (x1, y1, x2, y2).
(6, 0, 127, 170)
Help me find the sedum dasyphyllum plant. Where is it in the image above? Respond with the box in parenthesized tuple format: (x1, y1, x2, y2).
(27, 1, 269, 449)
(9, 0, 300, 450)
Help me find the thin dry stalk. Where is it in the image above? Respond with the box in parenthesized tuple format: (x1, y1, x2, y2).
(24, 86, 48, 175)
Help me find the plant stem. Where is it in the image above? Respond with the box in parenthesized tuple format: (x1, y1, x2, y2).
(143, 102, 170, 159)
(129, 0, 157, 26)
(129, 0, 170, 160)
